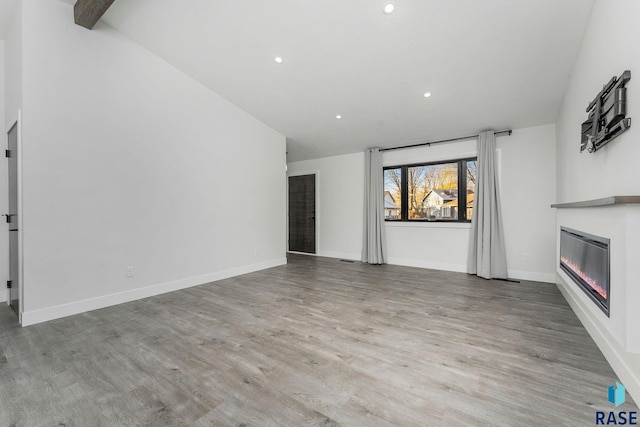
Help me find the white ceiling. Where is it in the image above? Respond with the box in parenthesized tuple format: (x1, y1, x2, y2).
(13, 1, 597, 161)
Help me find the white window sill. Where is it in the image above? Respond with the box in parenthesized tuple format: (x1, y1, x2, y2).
(385, 221, 472, 230)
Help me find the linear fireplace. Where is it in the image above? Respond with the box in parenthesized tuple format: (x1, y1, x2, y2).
(560, 227, 610, 316)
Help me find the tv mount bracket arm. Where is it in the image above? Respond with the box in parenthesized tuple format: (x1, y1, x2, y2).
(581, 70, 631, 153)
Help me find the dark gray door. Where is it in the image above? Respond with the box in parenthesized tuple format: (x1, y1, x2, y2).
(288, 174, 316, 254)
(7, 123, 19, 316)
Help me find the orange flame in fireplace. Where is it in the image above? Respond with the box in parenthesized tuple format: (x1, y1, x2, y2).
(560, 256, 607, 299)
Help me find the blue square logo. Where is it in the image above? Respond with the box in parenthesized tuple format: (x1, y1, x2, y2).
(608, 382, 626, 407)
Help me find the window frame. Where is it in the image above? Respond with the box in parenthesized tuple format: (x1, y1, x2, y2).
(383, 157, 477, 223)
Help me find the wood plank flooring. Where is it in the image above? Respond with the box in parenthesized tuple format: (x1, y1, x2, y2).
(0, 254, 636, 426)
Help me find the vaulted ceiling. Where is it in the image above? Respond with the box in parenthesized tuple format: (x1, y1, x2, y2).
(9, 1, 596, 161)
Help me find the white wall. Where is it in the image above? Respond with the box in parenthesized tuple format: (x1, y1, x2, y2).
(1, 0, 20, 306)
(554, 0, 640, 405)
(3, 0, 19, 128)
(14, 0, 286, 325)
(500, 124, 556, 281)
(0, 40, 6, 304)
(287, 152, 364, 259)
(556, 1, 640, 203)
(381, 138, 476, 272)
(288, 124, 557, 282)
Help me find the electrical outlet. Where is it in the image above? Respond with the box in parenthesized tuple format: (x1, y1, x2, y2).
(523, 252, 530, 262)
(126, 266, 134, 278)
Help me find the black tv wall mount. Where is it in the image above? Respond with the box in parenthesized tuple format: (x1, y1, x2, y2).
(581, 70, 631, 153)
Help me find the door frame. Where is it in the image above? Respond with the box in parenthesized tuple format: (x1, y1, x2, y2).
(6, 111, 23, 324)
(286, 170, 320, 255)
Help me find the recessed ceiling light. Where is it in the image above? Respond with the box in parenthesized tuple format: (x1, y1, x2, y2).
(336, 115, 342, 119)
(423, 92, 432, 98)
(274, 56, 283, 64)
(383, 3, 395, 14)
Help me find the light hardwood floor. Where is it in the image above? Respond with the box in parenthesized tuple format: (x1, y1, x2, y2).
(0, 254, 637, 426)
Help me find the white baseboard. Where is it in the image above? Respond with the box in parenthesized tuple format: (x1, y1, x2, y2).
(556, 272, 640, 406)
(318, 251, 361, 261)
(288, 251, 317, 256)
(21, 258, 287, 327)
(318, 251, 468, 273)
(317, 252, 554, 283)
(387, 257, 467, 273)
(508, 269, 555, 283)
(386, 262, 554, 282)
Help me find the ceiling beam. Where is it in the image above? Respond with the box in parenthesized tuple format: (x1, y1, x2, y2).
(74, 0, 116, 30)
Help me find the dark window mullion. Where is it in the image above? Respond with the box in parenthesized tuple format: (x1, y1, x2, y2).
(458, 160, 467, 221)
(401, 166, 408, 221)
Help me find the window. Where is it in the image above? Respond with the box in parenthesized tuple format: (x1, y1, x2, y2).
(383, 158, 477, 222)
(383, 168, 402, 220)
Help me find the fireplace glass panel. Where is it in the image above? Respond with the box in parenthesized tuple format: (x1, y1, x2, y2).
(560, 227, 610, 316)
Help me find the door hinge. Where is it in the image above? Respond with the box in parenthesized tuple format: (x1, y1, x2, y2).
(6, 280, 11, 289)
(5, 150, 10, 158)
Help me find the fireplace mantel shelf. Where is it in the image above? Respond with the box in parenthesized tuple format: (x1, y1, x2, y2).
(551, 195, 640, 208)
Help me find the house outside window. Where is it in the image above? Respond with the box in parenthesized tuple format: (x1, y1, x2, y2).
(384, 191, 401, 219)
(383, 158, 477, 222)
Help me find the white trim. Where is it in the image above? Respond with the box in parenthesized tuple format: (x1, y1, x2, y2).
(5, 110, 20, 134)
(17, 110, 23, 325)
(287, 251, 316, 256)
(303, 251, 554, 283)
(5, 113, 23, 323)
(385, 221, 471, 230)
(305, 251, 468, 272)
(507, 269, 555, 283)
(286, 170, 320, 254)
(387, 257, 467, 273)
(318, 250, 360, 261)
(627, 208, 640, 353)
(21, 258, 287, 327)
(556, 272, 640, 406)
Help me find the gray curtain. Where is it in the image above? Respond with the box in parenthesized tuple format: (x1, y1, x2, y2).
(362, 148, 387, 264)
(467, 131, 508, 279)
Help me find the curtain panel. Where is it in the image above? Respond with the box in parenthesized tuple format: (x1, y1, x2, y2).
(362, 148, 387, 264)
(467, 131, 508, 279)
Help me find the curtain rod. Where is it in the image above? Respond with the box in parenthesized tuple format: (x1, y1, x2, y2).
(379, 129, 513, 152)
